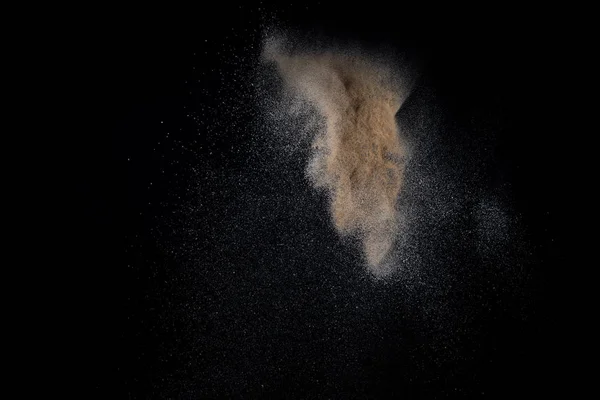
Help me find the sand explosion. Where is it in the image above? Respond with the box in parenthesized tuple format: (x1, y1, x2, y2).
(262, 37, 412, 276)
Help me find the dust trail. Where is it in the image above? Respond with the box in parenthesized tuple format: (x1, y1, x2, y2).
(262, 37, 413, 276)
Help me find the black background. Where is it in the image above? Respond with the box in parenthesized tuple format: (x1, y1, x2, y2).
(70, 3, 564, 398)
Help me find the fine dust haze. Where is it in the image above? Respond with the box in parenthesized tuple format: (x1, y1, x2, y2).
(262, 37, 413, 276)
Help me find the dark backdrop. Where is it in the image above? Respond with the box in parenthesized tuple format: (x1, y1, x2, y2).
(71, 3, 563, 398)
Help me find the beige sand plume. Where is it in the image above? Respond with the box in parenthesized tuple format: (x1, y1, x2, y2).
(262, 36, 411, 276)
